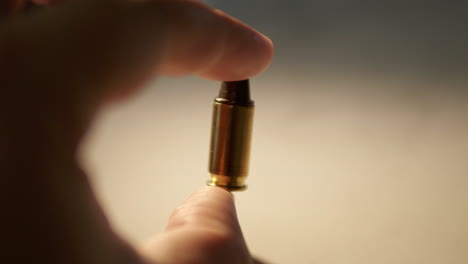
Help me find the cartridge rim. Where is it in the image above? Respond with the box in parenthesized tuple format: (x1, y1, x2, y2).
(206, 180, 247, 191)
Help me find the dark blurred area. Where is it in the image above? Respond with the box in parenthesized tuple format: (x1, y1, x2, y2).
(211, 0, 468, 82)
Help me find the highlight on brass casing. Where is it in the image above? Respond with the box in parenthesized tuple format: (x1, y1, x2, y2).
(207, 80, 254, 191)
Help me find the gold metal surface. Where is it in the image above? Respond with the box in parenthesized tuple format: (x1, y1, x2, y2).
(207, 101, 254, 191)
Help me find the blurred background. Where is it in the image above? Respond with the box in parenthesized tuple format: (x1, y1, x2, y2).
(82, 1, 468, 263)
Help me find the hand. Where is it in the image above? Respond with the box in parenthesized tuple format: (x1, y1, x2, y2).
(0, 1, 273, 264)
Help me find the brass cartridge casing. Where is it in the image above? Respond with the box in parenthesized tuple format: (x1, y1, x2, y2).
(207, 81, 254, 191)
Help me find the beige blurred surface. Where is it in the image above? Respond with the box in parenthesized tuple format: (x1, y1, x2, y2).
(82, 1, 468, 263)
(82, 73, 468, 264)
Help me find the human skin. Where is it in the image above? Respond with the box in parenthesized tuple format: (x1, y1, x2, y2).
(0, 1, 273, 264)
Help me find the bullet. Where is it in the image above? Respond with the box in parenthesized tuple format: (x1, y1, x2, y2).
(207, 80, 254, 191)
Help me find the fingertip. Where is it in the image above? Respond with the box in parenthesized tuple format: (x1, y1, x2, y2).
(144, 187, 250, 264)
(197, 26, 274, 81)
(152, 0, 274, 81)
(186, 186, 236, 214)
(198, 185, 233, 199)
(166, 186, 237, 232)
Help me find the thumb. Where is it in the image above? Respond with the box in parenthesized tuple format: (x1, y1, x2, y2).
(141, 187, 253, 264)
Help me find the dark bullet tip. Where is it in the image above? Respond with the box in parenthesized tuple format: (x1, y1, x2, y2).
(216, 80, 253, 106)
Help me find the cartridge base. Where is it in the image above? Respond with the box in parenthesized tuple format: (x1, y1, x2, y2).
(206, 174, 247, 191)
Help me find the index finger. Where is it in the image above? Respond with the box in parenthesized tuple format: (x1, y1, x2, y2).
(151, 1, 274, 81)
(1, 0, 273, 100)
